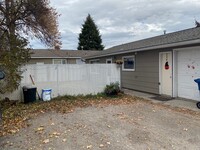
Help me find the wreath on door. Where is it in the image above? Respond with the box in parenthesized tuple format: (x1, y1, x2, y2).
(165, 53, 169, 70)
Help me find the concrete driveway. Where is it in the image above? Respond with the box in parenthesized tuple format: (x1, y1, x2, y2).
(123, 89, 200, 111)
(1, 98, 200, 150)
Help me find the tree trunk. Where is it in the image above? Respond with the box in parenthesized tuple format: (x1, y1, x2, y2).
(5, 0, 16, 51)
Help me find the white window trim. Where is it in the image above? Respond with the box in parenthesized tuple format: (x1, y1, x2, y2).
(89, 59, 100, 64)
(122, 55, 135, 71)
(76, 58, 85, 64)
(36, 62, 44, 65)
(106, 58, 112, 64)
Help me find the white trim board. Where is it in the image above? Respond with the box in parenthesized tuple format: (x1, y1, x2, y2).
(159, 51, 173, 96)
(172, 50, 178, 97)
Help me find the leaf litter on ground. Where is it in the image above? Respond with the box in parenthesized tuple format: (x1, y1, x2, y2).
(0, 93, 200, 137)
(0, 93, 130, 136)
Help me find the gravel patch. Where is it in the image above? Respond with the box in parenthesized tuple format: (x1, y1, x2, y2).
(1, 101, 200, 150)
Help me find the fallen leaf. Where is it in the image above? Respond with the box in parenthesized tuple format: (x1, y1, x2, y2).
(43, 139, 50, 144)
(117, 113, 123, 115)
(36, 127, 44, 131)
(107, 142, 110, 145)
(99, 144, 104, 148)
(62, 139, 67, 142)
(52, 132, 61, 136)
(9, 142, 13, 146)
(10, 130, 17, 134)
(183, 128, 188, 131)
(87, 145, 92, 149)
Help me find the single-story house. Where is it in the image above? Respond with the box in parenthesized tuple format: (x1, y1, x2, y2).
(84, 27, 200, 101)
(29, 49, 100, 64)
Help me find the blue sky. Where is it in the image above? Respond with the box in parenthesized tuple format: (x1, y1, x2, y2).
(29, 0, 200, 50)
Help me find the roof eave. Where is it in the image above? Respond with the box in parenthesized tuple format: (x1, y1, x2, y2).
(31, 57, 82, 59)
(84, 39, 200, 59)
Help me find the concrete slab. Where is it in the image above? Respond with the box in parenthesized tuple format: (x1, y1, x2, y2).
(123, 89, 200, 111)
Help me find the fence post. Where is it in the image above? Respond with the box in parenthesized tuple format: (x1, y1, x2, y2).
(56, 65, 59, 96)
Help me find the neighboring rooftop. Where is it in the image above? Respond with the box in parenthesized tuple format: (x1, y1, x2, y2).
(31, 49, 100, 58)
(85, 27, 200, 59)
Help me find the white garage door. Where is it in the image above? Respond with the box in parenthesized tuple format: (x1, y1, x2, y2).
(177, 48, 200, 101)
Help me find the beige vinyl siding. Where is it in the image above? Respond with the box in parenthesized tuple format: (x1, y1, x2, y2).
(120, 50, 160, 94)
(28, 58, 77, 64)
(28, 58, 53, 64)
(67, 59, 76, 64)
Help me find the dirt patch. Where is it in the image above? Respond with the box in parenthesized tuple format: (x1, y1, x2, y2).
(0, 94, 134, 136)
(0, 97, 200, 150)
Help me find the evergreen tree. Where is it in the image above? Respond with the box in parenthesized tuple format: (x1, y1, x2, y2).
(78, 14, 104, 50)
(195, 20, 200, 28)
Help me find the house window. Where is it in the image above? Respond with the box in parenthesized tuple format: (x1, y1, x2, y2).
(122, 56, 135, 71)
(36, 62, 44, 65)
(53, 59, 66, 64)
(106, 58, 112, 64)
(89, 59, 100, 64)
(76, 59, 85, 64)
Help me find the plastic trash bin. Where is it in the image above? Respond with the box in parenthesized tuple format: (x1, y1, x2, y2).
(23, 86, 37, 104)
(194, 78, 200, 109)
(194, 78, 200, 90)
(41, 89, 52, 101)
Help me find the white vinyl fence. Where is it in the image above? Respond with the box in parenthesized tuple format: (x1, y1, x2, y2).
(1, 64, 120, 101)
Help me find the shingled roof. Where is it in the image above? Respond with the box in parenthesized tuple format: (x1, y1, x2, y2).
(85, 27, 200, 59)
(31, 49, 100, 58)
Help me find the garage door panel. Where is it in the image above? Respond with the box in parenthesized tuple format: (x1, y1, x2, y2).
(178, 81, 197, 88)
(178, 60, 200, 73)
(178, 50, 200, 59)
(177, 49, 200, 101)
(178, 75, 199, 84)
(178, 88, 199, 100)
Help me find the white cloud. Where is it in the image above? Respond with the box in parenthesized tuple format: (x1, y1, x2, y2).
(29, 0, 200, 49)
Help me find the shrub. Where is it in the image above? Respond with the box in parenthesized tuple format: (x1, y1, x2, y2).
(104, 82, 120, 96)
